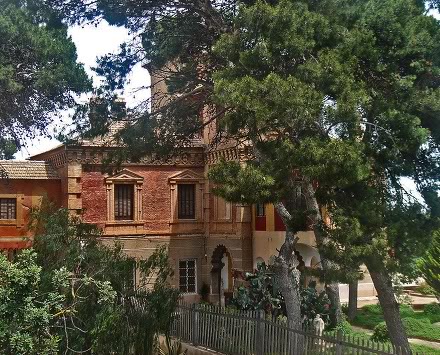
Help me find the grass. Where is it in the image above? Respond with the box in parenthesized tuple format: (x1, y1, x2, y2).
(351, 303, 440, 342)
(343, 325, 440, 354)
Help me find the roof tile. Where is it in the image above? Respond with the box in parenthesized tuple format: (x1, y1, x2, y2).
(0, 161, 59, 180)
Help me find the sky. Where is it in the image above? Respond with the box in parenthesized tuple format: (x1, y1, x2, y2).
(15, 21, 150, 160)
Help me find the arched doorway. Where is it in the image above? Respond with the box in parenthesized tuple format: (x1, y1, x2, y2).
(211, 245, 232, 305)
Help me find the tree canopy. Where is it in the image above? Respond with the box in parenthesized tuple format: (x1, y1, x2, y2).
(46, 0, 440, 349)
(0, 206, 179, 354)
(0, 0, 91, 157)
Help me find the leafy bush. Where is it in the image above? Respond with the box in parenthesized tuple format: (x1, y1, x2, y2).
(301, 281, 331, 325)
(371, 322, 389, 343)
(418, 231, 440, 298)
(424, 303, 440, 316)
(231, 262, 283, 314)
(424, 303, 440, 323)
(335, 320, 353, 335)
(402, 317, 440, 341)
(399, 304, 415, 318)
(362, 303, 382, 314)
(231, 263, 331, 325)
(2, 206, 181, 355)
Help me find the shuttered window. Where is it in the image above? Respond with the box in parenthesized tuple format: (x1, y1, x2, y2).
(179, 259, 196, 293)
(178, 184, 195, 219)
(0, 199, 16, 219)
(114, 184, 134, 220)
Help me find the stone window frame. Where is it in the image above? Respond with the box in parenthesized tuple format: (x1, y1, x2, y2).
(0, 194, 24, 227)
(168, 170, 204, 223)
(105, 169, 144, 223)
(178, 258, 197, 294)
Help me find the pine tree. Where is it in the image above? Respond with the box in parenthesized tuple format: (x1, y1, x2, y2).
(0, 0, 91, 156)
(49, 0, 440, 349)
(418, 231, 440, 299)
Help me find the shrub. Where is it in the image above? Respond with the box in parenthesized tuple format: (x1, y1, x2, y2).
(362, 304, 382, 314)
(399, 304, 415, 318)
(402, 317, 440, 341)
(424, 303, 440, 316)
(371, 322, 389, 343)
(335, 320, 353, 335)
(424, 303, 440, 323)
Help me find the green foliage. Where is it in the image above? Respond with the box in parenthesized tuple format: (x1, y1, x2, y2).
(0, 250, 61, 354)
(47, 0, 440, 345)
(0, 205, 179, 354)
(424, 303, 440, 323)
(372, 322, 390, 343)
(401, 317, 440, 341)
(232, 262, 330, 324)
(335, 320, 354, 335)
(399, 304, 416, 318)
(0, 1, 91, 155)
(372, 317, 440, 343)
(418, 231, 440, 298)
(353, 303, 440, 341)
(301, 281, 331, 325)
(231, 262, 283, 314)
(362, 304, 383, 315)
(424, 303, 440, 316)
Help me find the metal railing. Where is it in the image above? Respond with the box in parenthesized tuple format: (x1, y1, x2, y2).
(170, 303, 416, 355)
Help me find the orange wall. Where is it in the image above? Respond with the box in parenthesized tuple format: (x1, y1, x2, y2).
(0, 179, 61, 248)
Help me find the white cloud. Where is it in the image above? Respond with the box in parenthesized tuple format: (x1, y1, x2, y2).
(16, 21, 150, 159)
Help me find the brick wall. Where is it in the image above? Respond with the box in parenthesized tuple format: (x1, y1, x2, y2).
(81, 165, 205, 234)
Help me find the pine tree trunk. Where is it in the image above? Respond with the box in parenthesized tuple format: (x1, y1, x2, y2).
(273, 202, 303, 351)
(273, 203, 302, 325)
(348, 280, 358, 322)
(303, 182, 343, 326)
(366, 263, 411, 352)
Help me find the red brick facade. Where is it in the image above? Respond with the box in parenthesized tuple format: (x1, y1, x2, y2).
(24, 144, 253, 303)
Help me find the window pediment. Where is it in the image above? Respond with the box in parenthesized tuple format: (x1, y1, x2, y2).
(106, 169, 144, 184)
(168, 170, 204, 183)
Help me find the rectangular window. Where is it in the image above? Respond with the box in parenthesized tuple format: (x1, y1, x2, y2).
(114, 184, 134, 220)
(179, 259, 196, 293)
(256, 203, 265, 217)
(0, 198, 16, 219)
(178, 184, 195, 219)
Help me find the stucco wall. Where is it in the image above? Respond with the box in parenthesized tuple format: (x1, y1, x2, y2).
(0, 179, 61, 247)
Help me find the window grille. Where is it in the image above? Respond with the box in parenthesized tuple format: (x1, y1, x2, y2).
(114, 184, 134, 220)
(178, 184, 195, 219)
(179, 259, 196, 293)
(0, 198, 16, 219)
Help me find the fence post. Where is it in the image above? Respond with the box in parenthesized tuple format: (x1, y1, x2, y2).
(255, 310, 265, 355)
(192, 303, 199, 346)
(335, 329, 343, 355)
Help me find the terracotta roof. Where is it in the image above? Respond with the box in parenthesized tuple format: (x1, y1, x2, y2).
(0, 161, 59, 180)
